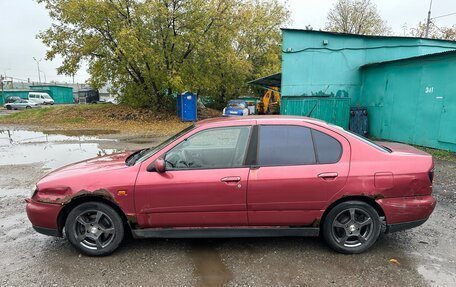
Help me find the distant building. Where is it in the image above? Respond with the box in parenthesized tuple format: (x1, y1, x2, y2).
(1, 84, 74, 105)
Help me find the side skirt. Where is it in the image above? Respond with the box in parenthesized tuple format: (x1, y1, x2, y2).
(132, 227, 320, 239)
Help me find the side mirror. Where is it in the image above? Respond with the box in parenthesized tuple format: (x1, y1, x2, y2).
(147, 158, 166, 173)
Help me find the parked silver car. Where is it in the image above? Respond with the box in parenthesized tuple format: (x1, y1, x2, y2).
(5, 100, 40, 110)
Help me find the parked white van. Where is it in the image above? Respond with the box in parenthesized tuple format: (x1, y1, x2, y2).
(28, 92, 54, 105)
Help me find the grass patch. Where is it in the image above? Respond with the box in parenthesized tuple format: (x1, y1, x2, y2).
(0, 104, 191, 136)
(61, 117, 87, 124)
(416, 146, 456, 162)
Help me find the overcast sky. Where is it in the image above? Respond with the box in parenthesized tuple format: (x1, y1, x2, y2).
(0, 0, 455, 83)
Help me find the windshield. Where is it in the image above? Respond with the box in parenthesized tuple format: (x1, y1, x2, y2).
(127, 125, 195, 165)
(43, 94, 52, 99)
(228, 102, 246, 108)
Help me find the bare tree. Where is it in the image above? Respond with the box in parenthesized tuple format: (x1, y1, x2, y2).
(410, 21, 456, 41)
(325, 0, 391, 35)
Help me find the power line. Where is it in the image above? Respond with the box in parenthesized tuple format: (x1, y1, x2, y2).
(432, 12, 456, 19)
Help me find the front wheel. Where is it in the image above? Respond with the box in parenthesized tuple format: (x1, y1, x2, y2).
(26, 106, 32, 109)
(322, 201, 381, 254)
(65, 202, 124, 256)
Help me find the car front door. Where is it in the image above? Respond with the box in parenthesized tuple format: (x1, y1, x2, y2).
(134, 124, 254, 228)
(247, 123, 350, 226)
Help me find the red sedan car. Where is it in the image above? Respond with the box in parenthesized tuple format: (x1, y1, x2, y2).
(26, 116, 436, 256)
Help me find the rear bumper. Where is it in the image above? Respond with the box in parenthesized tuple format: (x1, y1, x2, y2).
(386, 219, 427, 233)
(25, 198, 63, 237)
(377, 195, 436, 226)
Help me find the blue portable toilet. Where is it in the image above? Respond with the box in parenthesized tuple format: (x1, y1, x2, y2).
(177, 92, 197, 122)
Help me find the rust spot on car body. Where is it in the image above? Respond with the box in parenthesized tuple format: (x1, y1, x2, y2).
(126, 214, 138, 225)
(312, 218, 321, 227)
(36, 188, 116, 205)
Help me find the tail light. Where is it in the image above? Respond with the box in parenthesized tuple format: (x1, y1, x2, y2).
(428, 168, 434, 184)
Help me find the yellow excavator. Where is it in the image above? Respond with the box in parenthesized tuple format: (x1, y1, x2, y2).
(257, 86, 281, 115)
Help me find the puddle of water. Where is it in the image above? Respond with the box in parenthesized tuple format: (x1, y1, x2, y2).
(0, 129, 123, 169)
(418, 264, 456, 287)
(188, 241, 232, 287)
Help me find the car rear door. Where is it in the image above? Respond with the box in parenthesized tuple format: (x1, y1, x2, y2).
(134, 123, 255, 228)
(247, 121, 350, 226)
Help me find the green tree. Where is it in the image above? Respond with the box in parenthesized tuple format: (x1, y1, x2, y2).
(38, 0, 289, 110)
(325, 0, 391, 35)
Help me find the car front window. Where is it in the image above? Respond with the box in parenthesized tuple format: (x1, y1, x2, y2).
(132, 125, 195, 165)
(165, 126, 251, 169)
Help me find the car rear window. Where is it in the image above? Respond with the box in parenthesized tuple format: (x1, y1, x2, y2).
(258, 125, 316, 166)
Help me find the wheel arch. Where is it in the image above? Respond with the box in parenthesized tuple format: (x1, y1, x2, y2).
(57, 195, 132, 236)
(320, 196, 386, 228)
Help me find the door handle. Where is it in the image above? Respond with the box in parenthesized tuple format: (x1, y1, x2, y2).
(221, 176, 241, 183)
(318, 172, 338, 180)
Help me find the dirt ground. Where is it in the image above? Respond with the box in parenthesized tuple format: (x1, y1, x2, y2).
(0, 126, 455, 287)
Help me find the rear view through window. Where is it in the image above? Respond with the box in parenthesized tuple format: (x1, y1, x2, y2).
(312, 129, 342, 164)
(258, 125, 316, 165)
(258, 125, 342, 166)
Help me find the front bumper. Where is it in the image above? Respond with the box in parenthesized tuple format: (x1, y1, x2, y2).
(377, 195, 436, 230)
(25, 198, 63, 237)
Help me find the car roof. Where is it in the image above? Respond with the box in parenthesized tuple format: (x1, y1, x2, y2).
(196, 115, 330, 127)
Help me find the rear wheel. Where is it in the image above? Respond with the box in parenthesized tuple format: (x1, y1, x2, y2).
(65, 202, 124, 256)
(6, 105, 12, 110)
(322, 201, 381, 254)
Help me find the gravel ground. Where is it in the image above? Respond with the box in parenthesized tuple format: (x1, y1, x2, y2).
(0, 127, 454, 287)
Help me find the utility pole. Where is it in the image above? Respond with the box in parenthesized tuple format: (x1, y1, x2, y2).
(425, 0, 433, 38)
(0, 75, 4, 104)
(33, 57, 42, 83)
(41, 71, 47, 83)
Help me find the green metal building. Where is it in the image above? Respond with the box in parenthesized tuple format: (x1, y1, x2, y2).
(360, 51, 456, 151)
(1, 85, 74, 105)
(280, 29, 456, 151)
(0, 90, 31, 104)
(30, 85, 74, 104)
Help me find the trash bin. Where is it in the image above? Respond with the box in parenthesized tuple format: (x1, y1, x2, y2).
(349, 107, 368, 137)
(177, 92, 197, 122)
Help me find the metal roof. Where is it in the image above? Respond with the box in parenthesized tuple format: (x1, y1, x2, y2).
(281, 28, 456, 44)
(247, 73, 281, 88)
(30, 84, 73, 89)
(361, 49, 456, 68)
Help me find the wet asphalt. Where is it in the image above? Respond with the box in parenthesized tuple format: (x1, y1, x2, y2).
(0, 127, 455, 287)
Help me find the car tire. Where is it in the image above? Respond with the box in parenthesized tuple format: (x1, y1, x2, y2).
(65, 202, 124, 256)
(322, 201, 381, 254)
(26, 106, 32, 109)
(6, 105, 12, 110)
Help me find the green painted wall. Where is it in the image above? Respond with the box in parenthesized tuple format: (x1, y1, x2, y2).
(0, 90, 31, 105)
(282, 97, 350, 129)
(1, 85, 74, 105)
(281, 30, 456, 103)
(30, 85, 74, 104)
(360, 52, 456, 151)
(280, 30, 456, 151)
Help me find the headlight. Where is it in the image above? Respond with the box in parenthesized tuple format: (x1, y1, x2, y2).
(31, 185, 38, 198)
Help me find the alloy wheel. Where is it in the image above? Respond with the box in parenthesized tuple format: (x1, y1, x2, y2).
(73, 210, 116, 250)
(331, 207, 374, 248)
